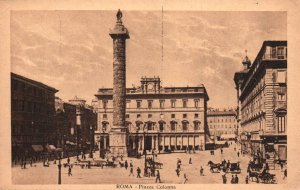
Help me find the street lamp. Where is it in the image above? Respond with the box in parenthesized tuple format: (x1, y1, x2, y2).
(58, 158, 62, 184)
(89, 125, 93, 158)
(143, 124, 147, 176)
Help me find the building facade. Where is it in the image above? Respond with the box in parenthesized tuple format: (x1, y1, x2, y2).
(95, 77, 209, 157)
(207, 108, 237, 140)
(55, 97, 77, 150)
(68, 96, 97, 155)
(11, 73, 58, 160)
(234, 41, 287, 168)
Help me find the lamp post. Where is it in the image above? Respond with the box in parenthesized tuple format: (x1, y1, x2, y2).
(143, 125, 147, 176)
(58, 158, 62, 184)
(89, 125, 93, 158)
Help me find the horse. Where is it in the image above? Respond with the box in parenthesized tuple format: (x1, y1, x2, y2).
(207, 161, 221, 172)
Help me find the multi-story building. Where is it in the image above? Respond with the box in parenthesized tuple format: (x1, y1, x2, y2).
(94, 77, 209, 157)
(234, 41, 287, 168)
(68, 96, 97, 155)
(11, 73, 58, 160)
(207, 108, 237, 140)
(55, 97, 77, 150)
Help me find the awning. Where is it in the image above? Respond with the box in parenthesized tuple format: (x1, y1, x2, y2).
(215, 141, 226, 145)
(220, 134, 236, 139)
(32, 145, 44, 152)
(55, 148, 63, 152)
(66, 141, 76, 145)
(46, 145, 56, 151)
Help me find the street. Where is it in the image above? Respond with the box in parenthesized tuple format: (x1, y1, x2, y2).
(12, 144, 287, 184)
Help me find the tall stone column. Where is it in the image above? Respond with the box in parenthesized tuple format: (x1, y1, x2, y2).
(109, 10, 130, 157)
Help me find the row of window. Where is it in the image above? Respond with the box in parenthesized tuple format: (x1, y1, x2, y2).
(102, 121, 201, 132)
(102, 99, 200, 109)
(12, 99, 54, 114)
(12, 79, 54, 100)
(103, 113, 199, 119)
(209, 125, 236, 129)
(208, 118, 236, 123)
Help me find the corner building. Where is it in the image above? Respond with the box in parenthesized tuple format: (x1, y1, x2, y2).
(95, 77, 209, 156)
(11, 73, 58, 160)
(234, 41, 287, 169)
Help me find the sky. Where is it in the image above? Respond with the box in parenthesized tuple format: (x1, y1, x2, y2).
(11, 11, 286, 108)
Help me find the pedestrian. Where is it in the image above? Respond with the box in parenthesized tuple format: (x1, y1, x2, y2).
(23, 161, 26, 169)
(200, 166, 204, 176)
(231, 175, 235, 184)
(137, 167, 141, 178)
(68, 166, 72, 176)
(227, 160, 231, 169)
(222, 174, 227, 184)
(283, 169, 287, 180)
(30, 159, 33, 167)
(235, 174, 239, 184)
(265, 162, 269, 171)
(129, 167, 134, 176)
(124, 160, 128, 170)
(176, 168, 180, 177)
(280, 161, 284, 171)
(156, 170, 161, 183)
(183, 173, 188, 184)
(245, 175, 249, 184)
(130, 160, 133, 168)
(221, 148, 223, 154)
(67, 157, 70, 164)
(237, 151, 240, 157)
(121, 155, 123, 161)
(189, 157, 192, 164)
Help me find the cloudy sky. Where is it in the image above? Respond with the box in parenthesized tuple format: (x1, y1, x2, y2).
(11, 11, 286, 108)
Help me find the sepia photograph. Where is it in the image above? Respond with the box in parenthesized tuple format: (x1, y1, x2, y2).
(9, 9, 288, 185)
(2, 1, 300, 189)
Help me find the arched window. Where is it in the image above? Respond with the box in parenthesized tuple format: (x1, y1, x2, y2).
(170, 121, 177, 131)
(135, 121, 143, 131)
(182, 120, 189, 131)
(194, 120, 201, 131)
(158, 120, 165, 132)
(102, 121, 109, 132)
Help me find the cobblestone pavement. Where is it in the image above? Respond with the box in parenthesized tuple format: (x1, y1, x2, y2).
(12, 144, 287, 184)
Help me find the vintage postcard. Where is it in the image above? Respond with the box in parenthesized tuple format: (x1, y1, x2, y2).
(0, 0, 299, 190)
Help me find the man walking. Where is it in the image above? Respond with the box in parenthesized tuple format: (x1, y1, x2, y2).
(129, 166, 134, 176)
(124, 160, 128, 170)
(231, 175, 235, 184)
(67, 157, 70, 164)
(137, 167, 141, 178)
(222, 174, 227, 184)
(235, 174, 239, 184)
(68, 165, 72, 176)
(189, 157, 192, 164)
(176, 168, 180, 177)
(183, 173, 188, 184)
(156, 170, 161, 183)
(283, 169, 287, 180)
(245, 175, 249, 184)
(200, 166, 204, 176)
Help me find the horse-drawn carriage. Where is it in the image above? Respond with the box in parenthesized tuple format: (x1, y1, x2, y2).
(248, 170, 277, 184)
(208, 161, 241, 173)
(225, 162, 241, 173)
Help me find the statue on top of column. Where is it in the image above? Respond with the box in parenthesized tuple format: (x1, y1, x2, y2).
(116, 9, 123, 23)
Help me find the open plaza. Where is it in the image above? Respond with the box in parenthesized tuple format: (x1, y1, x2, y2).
(12, 144, 286, 184)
